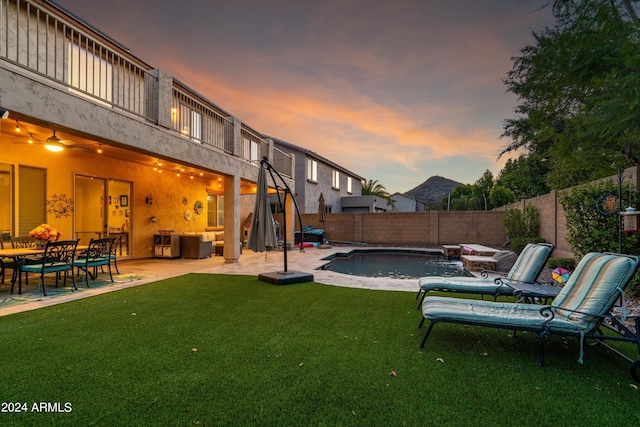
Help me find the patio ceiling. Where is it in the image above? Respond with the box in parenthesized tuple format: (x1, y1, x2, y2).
(1, 115, 258, 194)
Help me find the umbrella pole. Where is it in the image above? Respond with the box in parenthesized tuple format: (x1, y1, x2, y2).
(282, 190, 289, 273)
(257, 157, 313, 285)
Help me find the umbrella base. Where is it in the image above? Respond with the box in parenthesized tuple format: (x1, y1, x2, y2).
(258, 270, 314, 285)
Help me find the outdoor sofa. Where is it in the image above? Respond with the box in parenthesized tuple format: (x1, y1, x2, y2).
(180, 231, 224, 258)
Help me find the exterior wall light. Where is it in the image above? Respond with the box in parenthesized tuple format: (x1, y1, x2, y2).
(0, 108, 8, 119)
(145, 194, 153, 205)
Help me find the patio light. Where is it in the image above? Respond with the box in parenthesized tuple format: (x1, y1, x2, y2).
(621, 206, 640, 233)
(0, 108, 8, 119)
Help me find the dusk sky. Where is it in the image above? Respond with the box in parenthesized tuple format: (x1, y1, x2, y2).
(57, 0, 553, 193)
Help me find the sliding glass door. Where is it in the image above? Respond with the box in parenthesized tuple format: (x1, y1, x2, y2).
(75, 175, 131, 257)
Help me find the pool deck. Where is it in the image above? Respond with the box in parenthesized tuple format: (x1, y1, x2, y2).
(0, 246, 483, 317)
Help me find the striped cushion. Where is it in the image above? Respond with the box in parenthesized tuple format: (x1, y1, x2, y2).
(552, 252, 637, 329)
(506, 243, 552, 283)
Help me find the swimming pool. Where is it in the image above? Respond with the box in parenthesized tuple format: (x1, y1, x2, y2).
(318, 249, 473, 279)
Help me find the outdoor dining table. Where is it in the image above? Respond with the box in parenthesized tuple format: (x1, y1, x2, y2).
(0, 245, 88, 295)
(0, 247, 44, 294)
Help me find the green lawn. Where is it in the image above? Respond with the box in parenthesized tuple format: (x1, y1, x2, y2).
(1, 274, 638, 426)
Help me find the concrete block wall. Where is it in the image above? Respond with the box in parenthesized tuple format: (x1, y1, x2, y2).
(297, 211, 506, 247)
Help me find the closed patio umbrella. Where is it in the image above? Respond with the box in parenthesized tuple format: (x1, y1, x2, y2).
(318, 193, 326, 224)
(247, 165, 277, 252)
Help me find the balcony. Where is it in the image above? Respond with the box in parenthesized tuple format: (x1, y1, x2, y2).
(0, 0, 292, 176)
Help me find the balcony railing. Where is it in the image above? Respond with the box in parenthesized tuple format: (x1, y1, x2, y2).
(241, 128, 266, 166)
(0, 0, 157, 120)
(171, 87, 233, 152)
(273, 147, 293, 178)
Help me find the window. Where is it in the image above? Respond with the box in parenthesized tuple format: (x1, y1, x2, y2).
(207, 194, 224, 228)
(347, 177, 353, 194)
(243, 138, 259, 163)
(18, 166, 46, 235)
(174, 104, 202, 141)
(0, 163, 13, 236)
(68, 41, 113, 101)
(307, 159, 318, 182)
(191, 110, 202, 141)
(332, 170, 340, 189)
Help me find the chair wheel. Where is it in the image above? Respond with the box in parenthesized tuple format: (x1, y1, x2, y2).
(631, 359, 640, 382)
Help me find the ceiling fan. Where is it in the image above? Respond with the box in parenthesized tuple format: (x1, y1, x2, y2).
(13, 129, 94, 152)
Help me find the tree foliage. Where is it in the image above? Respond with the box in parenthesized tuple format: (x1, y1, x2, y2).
(362, 179, 395, 207)
(500, 0, 640, 190)
(488, 185, 516, 208)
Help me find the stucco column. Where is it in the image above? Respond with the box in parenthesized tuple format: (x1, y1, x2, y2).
(149, 69, 173, 129)
(266, 137, 274, 162)
(232, 117, 243, 157)
(224, 174, 240, 263)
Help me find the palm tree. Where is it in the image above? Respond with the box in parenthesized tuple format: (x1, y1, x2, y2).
(362, 179, 395, 207)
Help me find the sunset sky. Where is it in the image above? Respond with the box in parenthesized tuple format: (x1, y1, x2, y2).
(56, 0, 553, 193)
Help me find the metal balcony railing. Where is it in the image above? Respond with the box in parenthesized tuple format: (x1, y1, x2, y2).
(0, 0, 157, 120)
(273, 147, 293, 178)
(171, 87, 233, 152)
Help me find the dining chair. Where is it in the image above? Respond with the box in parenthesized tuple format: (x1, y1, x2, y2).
(76, 237, 115, 285)
(109, 234, 122, 274)
(20, 239, 80, 296)
(0, 239, 17, 284)
(10, 236, 41, 285)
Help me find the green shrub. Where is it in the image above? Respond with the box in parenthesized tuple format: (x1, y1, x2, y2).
(510, 236, 546, 255)
(503, 204, 540, 242)
(546, 257, 577, 271)
(559, 179, 640, 257)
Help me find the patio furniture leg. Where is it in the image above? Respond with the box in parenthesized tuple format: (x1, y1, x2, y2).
(41, 271, 47, 296)
(631, 359, 640, 382)
(537, 330, 549, 367)
(419, 320, 438, 348)
(416, 292, 426, 310)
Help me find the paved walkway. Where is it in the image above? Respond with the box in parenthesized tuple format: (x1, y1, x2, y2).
(0, 246, 436, 317)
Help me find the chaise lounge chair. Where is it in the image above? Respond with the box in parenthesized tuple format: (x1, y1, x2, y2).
(415, 243, 554, 309)
(419, 252, 640, 379)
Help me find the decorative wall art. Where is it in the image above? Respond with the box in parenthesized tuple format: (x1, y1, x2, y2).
(46, 193, 74, 218)
(193, 200, 204, 215)
(119, 195, 129, 207)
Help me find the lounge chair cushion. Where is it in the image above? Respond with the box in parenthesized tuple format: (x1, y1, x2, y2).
(505, 243, 553, 283)
(421, 296, 587, 334)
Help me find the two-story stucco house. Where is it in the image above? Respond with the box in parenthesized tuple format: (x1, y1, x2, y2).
(269, 137, 364, 214)
(0, 0, 305, 263)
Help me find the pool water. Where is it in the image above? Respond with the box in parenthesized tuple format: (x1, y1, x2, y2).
(319, 250, 473, 279)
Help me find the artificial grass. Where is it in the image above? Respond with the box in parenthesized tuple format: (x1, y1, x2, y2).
(0, 273, 638, 426)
